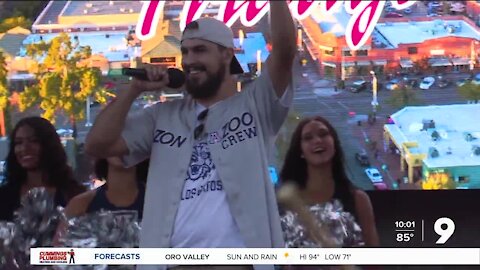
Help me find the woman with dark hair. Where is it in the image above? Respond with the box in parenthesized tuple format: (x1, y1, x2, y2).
(63, 157, 149, 221)
(0, 116, 85, 221)
(279, 116, 379, 247)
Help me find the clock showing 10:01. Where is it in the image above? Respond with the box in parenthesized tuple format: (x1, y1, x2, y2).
(395, 221, 416, 228)
(394, 218, 455, 244)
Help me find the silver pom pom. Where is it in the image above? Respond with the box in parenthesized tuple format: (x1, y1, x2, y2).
(281, 199, 364, 248)
(0, 188, 141, 270)
(57, 210, 141, 270)
(0, 187, 63, 270)
(59, 210, 140, 248)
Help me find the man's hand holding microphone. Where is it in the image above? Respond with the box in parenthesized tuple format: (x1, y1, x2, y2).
(122, 64, 185, 96)
(84, 64, 185, 158)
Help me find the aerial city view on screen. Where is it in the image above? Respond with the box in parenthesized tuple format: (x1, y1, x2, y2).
(0, 0, 479, 192)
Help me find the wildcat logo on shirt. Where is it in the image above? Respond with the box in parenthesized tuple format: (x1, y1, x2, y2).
(181, 112, 257, 200)
(181, 142, 223, 201)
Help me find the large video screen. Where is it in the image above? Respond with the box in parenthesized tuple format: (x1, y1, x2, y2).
(1, 1, 480, 268)
(1, 1, 478, 192)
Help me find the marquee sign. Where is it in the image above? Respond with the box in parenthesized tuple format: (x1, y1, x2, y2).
(136, 0, 416, 51)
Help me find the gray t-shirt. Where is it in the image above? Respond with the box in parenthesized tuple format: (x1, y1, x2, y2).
(122, 67, 293, 270)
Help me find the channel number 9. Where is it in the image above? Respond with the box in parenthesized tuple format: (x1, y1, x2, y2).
(434, 217, 455, 244)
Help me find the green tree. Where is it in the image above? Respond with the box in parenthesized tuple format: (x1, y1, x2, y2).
(18, 33, 110, 136)
(0, 51, 9, 137)
(457, 81, 480, 103)
(422, 172, 456, 190)
(0, 1, 48, 22)
(388, 85, 420, 109)
(0, 16, 32, 32)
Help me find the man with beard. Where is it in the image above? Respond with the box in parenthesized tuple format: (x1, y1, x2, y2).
(85, 1, 296, 270)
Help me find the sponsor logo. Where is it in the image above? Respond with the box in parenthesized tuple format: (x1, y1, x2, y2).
(37, 250, 73, 264)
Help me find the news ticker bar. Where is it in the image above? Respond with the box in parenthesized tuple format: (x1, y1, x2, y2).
(31, 248, 480, 265)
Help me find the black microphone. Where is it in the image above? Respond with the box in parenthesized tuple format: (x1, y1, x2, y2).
(122, 67, 185, 88)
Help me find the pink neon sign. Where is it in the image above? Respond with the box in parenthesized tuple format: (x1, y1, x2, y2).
(135, 0, 416, 51)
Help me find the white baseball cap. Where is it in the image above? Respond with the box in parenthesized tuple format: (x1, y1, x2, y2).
(181, 17, 244, 74)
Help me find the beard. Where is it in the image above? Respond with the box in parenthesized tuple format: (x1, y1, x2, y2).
(185, 62, 226, 99)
